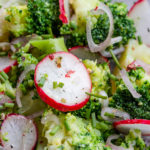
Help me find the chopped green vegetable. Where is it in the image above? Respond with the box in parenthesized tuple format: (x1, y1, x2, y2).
(49, 125, 60, 136)
(53, 82, 64, 89)
(38, 74, 48, 87)
(4, 103, 14, 108)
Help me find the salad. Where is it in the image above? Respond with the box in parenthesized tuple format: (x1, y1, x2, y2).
(0, 0, 150, 149)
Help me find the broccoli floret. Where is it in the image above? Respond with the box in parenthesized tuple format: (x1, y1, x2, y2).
(17, 53, 38, 68)
(61, 1, 136, 49)
(5, 6, 29, 37)
(27, 0, 61, 35)
(109, 67, 150, 119)
(42, 111, 111, 150)
(60, 21, 87, 48)
(92, 1, 136, 46)
(83, 60, 111, 94)
(112, 130, 146, 150)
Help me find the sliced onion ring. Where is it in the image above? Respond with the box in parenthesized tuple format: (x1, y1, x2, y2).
(86, 2, 114, 53)
(16, 64, 36, 108)
(106, 135, 134, 150)
(101, 107, 130, 122)
(120, 69, 141, 99)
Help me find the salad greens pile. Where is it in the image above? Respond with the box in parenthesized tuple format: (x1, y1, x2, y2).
(0, 0, 150, 150)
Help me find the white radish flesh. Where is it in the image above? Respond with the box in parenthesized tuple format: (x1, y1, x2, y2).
(34, 52, 92, 112)
(129, 0, 150, 46)
(1, 114, 37, 150)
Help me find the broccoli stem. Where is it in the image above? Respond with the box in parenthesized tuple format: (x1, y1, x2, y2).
(109, 73, 118, 81)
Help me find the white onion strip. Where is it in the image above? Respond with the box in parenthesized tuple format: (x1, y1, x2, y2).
(86, 2, 114, 53)
(120, 69, 141, 99)
(101, 46, 124, 57)
(16, 64, 36, 108)
(106, 135, 134, 150)
(101, 107, 130, 122)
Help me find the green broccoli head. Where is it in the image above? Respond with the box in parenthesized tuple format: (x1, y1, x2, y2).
(112, 129, 146, 150)
(109, 67, 150, 119)
(83, 60, 111, 94)
(17, 53, 38, 68)
(92, 1, 136, 46)
(60, 21, 87, 48)
(5, 6, 29, 37)
(61, 1, 136, 49)
(27, 0, 61, 35)
(42, 111, 111, 150)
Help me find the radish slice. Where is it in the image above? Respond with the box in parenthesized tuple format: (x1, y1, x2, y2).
(68, 46, 108, 63)
(128, 0, 150, 46)
(114, 119, 150, 136)
(59, 0, 69, 24)
(0, 114, 37, 150)
(0, 56, 17, 73)
(34, 52, 92, 112)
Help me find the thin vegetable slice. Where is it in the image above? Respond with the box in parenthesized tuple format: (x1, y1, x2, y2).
(34, 52, 92, 112)
(120, 69, 141, 99)
(16, 64, 36, 108)
(0, 114, 37, 150)
(86, 2, 114, 53)
(59, 0, 70, 23)
(129, 0, 150, 46)
(114, 119, 150, 136)
(101, 107, 130, 123)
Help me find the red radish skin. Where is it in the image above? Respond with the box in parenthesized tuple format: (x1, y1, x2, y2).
(114, 119, 150, 136)
(0, 114, 37, 150)
(0, 56, 17, 73)
(34, 52, 92, 112)
(128, 0, 150, 46)
(59, 0, 68, 23)
(128, 0, 144, 15)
